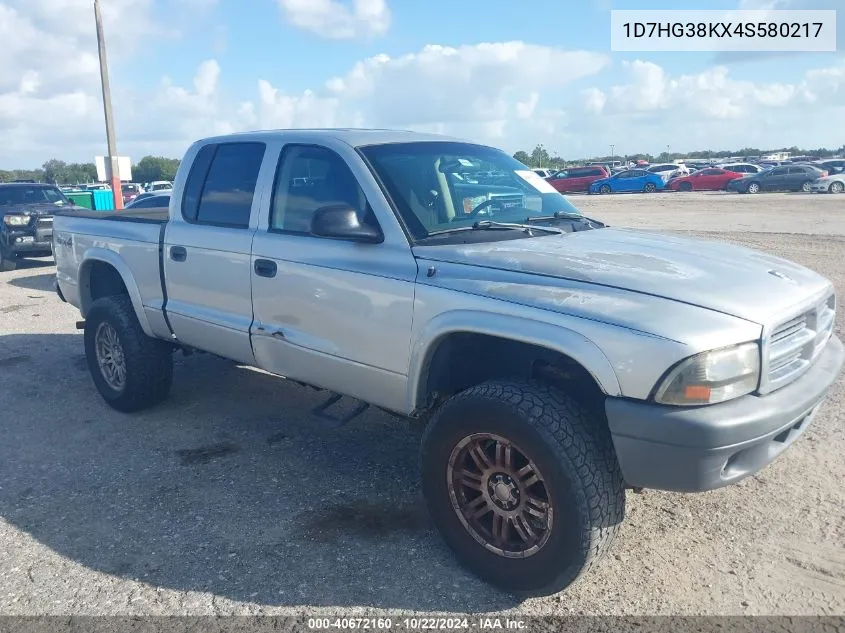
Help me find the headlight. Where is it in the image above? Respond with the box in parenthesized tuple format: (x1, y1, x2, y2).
(3, 215, 29, 226)
(653, 342, 760, 406)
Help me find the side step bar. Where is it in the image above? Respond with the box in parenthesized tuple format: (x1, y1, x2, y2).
(311, 392, 369, 428)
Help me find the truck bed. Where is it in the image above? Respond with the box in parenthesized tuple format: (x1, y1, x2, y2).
(55, 206, 169, 223)
(53, 206, 169, 338)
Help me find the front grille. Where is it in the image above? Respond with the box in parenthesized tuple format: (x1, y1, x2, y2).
(765, 293, 835, 392)
(36, 216, 53, 228)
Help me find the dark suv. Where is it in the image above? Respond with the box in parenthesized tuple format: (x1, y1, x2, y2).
(0, 183, 72, 270)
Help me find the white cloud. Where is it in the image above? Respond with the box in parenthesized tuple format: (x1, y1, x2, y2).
(2, 0, 844, 171)
(276, 0, 390, 39)
(575, 59, 845, 157)
(320, 43, 608, 129)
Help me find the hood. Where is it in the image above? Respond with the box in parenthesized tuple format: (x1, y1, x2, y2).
(1, 202, 63, 216)
(413, 227, 832, 325)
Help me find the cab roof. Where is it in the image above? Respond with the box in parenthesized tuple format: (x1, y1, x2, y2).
(196, 128, 472, 149)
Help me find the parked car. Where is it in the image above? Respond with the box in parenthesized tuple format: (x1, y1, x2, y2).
(121, 183, 144, 206)
(547, 165, 610, 192)
(52, 129, 844, 595)
(125, 193, 171, 209)
(667, 168, 743, 192)
(646, 163, 683, 182)
(147, 180, 173, 192)
(729, 164, 828, 193)
(809, 173, 845, 194)
(0, 182, 71, 270)
(588, 169, 665, 194)
(718, 163, 765, 175)
(130, 190, 173, 205)
(815, 159, 845, 175)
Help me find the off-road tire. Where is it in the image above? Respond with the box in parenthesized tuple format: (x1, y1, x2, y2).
(420, 380, 625, 595)
(84, 295, 173, 412)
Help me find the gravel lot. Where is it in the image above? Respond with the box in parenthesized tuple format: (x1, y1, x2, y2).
(1, 191, 843, 616)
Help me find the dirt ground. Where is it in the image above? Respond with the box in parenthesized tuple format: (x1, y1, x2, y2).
(0, 191, 843, 616)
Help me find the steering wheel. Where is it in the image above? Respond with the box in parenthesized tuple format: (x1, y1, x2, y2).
(467, 198, 499, 218)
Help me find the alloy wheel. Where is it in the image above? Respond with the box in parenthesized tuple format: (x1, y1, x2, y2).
(95, 321, 127, 391)
(447, 433, 553, 558)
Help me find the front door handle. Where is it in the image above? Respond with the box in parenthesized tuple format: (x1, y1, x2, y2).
(170, 246, 187, 262)
(254, 258, 277, 278)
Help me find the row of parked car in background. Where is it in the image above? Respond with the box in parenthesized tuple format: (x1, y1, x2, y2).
(59, 180, 173, 206)
(533, 157, 845, 195)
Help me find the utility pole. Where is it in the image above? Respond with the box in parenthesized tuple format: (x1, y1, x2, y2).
(610, 144, 615, 164)
(94, 0, 124, 209)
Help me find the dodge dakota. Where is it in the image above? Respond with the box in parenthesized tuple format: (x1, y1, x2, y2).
(52, 129, 844, 595)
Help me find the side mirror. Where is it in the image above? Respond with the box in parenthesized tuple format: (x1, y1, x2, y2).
(310, 205, 383, 244)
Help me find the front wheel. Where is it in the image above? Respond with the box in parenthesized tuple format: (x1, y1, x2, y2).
(598, 185, 611, 195)
(831, 181, 844, 194)
(0, 247, 16, 272)
(420, 381, 625, 595)
(84, 295, 174, 412)
(643, 183, 657, 193)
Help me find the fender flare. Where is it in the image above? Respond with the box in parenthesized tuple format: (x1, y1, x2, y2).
(79, 247, 155, 338)
(406, 310, 622, 411)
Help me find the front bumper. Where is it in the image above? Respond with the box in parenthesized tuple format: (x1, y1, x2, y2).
(3, 222, 53, 254)
(605, 334, 844, 492)
(810, 182, 832, 192)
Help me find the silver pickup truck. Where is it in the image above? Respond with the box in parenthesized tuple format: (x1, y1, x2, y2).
(53, 129, 844, 595)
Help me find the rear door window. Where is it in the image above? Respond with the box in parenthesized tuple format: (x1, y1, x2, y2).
(182, 142, 266, 227)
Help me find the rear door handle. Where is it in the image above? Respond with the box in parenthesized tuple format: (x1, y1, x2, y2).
(170, 246, 187, 262)
(254, 258, 277, 278)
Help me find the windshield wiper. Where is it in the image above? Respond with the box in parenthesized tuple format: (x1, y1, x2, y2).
(525, 212, 606, 229)
(428, 220, 563, 237)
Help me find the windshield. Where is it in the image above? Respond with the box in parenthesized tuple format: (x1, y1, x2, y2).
(360, 141, 584, 241)
(0, 185, 70, 206)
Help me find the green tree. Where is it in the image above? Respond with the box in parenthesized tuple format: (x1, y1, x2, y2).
(530, 144, 550, 167)
(133, 156, 180, 183)
(42, 159, 69, 184)
(513, 151, 530, 165)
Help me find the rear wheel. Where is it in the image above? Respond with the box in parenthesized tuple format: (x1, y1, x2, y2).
(679, 182, 693, 192)
(831, 181, 844, 194)
(801, 181, 813, 193)
(747, 182, 761, 194)
(599, 185, 611, 195)
(420, 380, 625, 595)
(643, 182, 657, 193)
(84, 295, 173, 412)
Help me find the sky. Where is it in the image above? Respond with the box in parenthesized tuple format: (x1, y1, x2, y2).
(0, 0, 843, 169)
